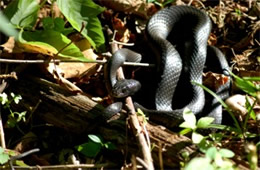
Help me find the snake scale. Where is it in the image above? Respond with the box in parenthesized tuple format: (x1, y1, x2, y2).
(104, 5, 230, 127)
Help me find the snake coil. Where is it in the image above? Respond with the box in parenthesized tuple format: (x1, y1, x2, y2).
(105, 5, 230, 127)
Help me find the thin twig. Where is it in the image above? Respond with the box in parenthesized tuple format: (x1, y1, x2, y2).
(10, 163, 109, 169)
(108, 28, 154, 170)
(0, 58, 155, 67)
(9, 148, 40, 170)
(0, 72, 17, 80)
(0, 113, 6, 149)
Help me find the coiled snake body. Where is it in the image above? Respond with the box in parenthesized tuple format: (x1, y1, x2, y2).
(105, 5, 230, 127)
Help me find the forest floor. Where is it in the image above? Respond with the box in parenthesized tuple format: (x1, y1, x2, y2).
(0, 0, 259, 169)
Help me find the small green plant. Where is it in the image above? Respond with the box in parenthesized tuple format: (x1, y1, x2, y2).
(193, 74, 260, 139)
(185, 73, 260, 169)
(137, 108, 149, 123)
(0, 147, 9, 165)
(184, 146, 236, 170)
(0, 92, 27, 128)
(75, 134, 116, 158)
(235, 8, 242, 16)
(178, 108, 229, 152)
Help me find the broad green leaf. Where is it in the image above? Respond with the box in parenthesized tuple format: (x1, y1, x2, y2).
(75, 141, 102, 158)
(0, 147, 4, 154)
(0, 152, 9, 165)
(42, 17, 73, 35)
(85, 17, 105, 51)
(205, 147, 217, 160)
(192, 132, 204, 144)
(182, 108, 196, 129)
(4, 0, 40, 29)
(214, 152, 224, 167)
(184, 157, 213, 170)
(0, 12, 18, 39)
(197, 117, 215, 128)
(219, 148, 234, 158)
(88, 134, 102, 144)
(179, 122, 193, 129)
(54, 18, 66, 32)
(19, 30, 89, 61)
(57, 0, 105, 50)
(42, 17, 55, 30)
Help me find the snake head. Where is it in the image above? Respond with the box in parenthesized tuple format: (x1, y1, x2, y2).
(112, 79, 141, 98)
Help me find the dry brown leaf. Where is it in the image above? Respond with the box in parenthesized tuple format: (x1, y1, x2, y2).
(51, 36, 98, 79)
(45, 36, 99, 93)
(0, 37, 24, 53)
(203, 72, 230, 90)
(112, 16, 131, 43)
(98, 0, 156, 19)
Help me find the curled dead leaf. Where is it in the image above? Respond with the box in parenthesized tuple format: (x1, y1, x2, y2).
(112, 16, 131, 43)
(203, 72, 230, 90)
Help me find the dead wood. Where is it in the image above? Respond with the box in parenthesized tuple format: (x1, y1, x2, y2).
(9, 75, 198, 168)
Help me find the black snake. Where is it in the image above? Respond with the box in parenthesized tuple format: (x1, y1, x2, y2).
(104, 5, 230, 127)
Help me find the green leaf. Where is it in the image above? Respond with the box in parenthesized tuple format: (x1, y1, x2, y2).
(14, 111, 27, 122)
(42, 17, 55, 30)
(4, 0, 40, 29)
(192, 81, 242, 134)
(197, 117, 215, 128)
(0, 147, 4, 154)
(192, 132, 204, 144)
(20, 30, 90, 61)
(57, 0, 105, 50)
(0, 152, 9, 165)
(13, 94, 22, 104)
(179, 127, 192, 135)
(184, 157, 213, 170)
(88, 134, 103, 144)
(245, 96, 256, 120)
(85, 16, 105, 51)
(219, 148, 234, 158)
(54, 18, 66, 32)
(230, 72, 257, 97)
(42, 17, 71, 34)
(75, 141, 102, 158)
(182, 108, 196, 129)
(197, 138, 212, 153)
(179, 122, 193, 129)
(0, 12, 18, 39)
(0, 93, 8, 105)
(205, 147, 218, 160)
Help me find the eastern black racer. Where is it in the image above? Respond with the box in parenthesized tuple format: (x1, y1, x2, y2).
(104, 5, 230, 127)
